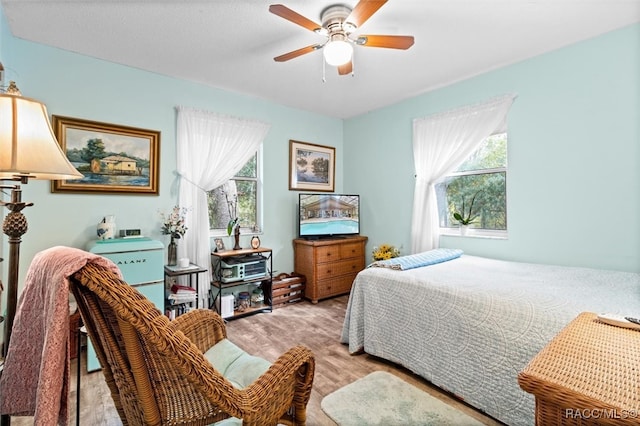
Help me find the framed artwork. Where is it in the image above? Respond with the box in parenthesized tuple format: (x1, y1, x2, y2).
(214, 238, 226, 252)
(289, 140, 335, 192)
(51, 115, 160, 194)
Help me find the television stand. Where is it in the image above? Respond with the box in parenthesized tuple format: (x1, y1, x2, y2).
(293, 235, 367, 303)
(303, 235, 349, 241)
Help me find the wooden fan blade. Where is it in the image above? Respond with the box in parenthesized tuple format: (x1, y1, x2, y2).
(274, 44, 322, 62)
(338, 61, 353, 75)
(346, 0, 388, 28)
(269, 4, 322, 32)
(357, 35, 414, 49)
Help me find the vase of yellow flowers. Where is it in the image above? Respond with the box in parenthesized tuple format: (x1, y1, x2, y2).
(372, 244, 401, 261)
(161, 206, 188, 266)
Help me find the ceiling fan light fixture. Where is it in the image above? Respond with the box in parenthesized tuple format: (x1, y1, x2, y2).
(270, 2, 414, 74)
(323, 35, 353, 66)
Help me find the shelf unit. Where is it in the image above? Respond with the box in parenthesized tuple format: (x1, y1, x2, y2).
(164, 263, 207, 319)
(211, 247, 272, 320)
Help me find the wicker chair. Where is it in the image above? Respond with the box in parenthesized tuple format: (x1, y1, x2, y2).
(70, 262, 315, 426)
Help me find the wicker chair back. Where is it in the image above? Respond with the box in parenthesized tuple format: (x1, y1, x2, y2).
(70, 262, 315, 426)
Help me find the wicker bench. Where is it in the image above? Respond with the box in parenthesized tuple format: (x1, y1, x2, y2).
(518, 312, 640, 425)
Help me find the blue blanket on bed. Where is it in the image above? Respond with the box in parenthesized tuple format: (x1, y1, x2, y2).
(369, 248, 463, 270)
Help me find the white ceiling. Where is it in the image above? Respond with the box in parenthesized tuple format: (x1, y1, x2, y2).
(2, 0, 639, 119)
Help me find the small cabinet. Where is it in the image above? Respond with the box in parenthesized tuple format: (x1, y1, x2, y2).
(86, 238, 164, 371)
(293, 236, 367, 303)
(211, 247, 272, 320)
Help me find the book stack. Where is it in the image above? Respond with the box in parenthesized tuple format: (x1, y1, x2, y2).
(167, 284, 197, 305)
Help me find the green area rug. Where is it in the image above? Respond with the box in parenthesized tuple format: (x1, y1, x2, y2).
(321, 371, 484, 426)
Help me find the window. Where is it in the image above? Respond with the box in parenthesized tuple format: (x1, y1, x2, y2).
(207, 152, 261, 235)
(436, 133, 507, 234)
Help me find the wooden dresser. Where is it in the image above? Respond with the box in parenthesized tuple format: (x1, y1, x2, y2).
(293, 236, 367, 303)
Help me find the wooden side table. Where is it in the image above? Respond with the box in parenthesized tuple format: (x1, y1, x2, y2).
(518, 312, 640, 425)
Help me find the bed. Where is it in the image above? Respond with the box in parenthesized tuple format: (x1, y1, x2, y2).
(340, 250, 640, 426)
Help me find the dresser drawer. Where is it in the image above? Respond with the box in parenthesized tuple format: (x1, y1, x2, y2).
(340, 242, 364, 259)
(316, 274, 357, 298)
(315, 245, 342, 263)
(316, 258, 363, 280)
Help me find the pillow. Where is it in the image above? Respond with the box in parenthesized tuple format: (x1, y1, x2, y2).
(369, 248, 463, 271)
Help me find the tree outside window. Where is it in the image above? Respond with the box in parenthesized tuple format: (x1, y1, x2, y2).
(436, 133, 507, 231)
(207, 153, 259, 234)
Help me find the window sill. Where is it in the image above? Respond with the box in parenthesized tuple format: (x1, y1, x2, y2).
(440, 228, 508, 240)
(209, 228, 263, 238)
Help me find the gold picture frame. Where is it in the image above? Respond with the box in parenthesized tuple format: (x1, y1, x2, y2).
(51, 115, 160, 194)
(289, 140, 335, 192)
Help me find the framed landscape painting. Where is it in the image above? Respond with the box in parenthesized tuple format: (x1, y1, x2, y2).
(51, 115, 160, 194)
(289, 140, 335, 192)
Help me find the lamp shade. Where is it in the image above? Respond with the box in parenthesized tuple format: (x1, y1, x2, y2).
(0, 92, 83, 181)
(323, 35, 353, 66)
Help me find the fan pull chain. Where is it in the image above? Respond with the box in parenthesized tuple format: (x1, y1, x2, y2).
(351, 52, 355, 77)
(322, 56, 326, 83)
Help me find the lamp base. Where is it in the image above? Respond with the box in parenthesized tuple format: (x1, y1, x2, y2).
(1, 186, 29, 360)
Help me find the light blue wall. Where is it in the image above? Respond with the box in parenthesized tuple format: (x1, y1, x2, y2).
(345, 23, 640, 272)
(0, 7, 4, 61)
(2, 4, 638, 304)
(0, 8, 343, 288)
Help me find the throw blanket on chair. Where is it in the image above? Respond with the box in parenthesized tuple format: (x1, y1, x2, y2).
(0, 246, 121, 425)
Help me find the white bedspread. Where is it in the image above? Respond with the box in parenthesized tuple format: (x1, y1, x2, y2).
(341, 255, 640, 425)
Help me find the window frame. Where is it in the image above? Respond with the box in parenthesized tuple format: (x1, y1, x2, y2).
(438, 134, 508, 239)
(208, 146, 263, 238)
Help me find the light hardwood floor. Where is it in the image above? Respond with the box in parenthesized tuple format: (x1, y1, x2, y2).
(13, 295, 504, 425)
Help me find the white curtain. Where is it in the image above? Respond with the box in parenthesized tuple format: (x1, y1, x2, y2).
(176, 106, 271, 307)
(411, 94, 516, 253)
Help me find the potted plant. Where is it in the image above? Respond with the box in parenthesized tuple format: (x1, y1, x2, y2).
(453, 191, 482, 235)
(223, 186, 242, 250)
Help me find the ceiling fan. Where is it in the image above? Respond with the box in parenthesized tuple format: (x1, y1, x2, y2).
(269, 0, 414, 75)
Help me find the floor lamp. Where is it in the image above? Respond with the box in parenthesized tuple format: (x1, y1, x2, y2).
(0, 81, 83, 425)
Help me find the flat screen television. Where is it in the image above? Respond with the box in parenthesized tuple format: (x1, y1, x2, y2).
(298, 193, 360, 239)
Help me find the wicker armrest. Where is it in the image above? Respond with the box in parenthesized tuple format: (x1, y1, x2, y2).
(242, 345, 316, 425)
(172, 309, 227, 353)
(178, 344, 314, 425)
